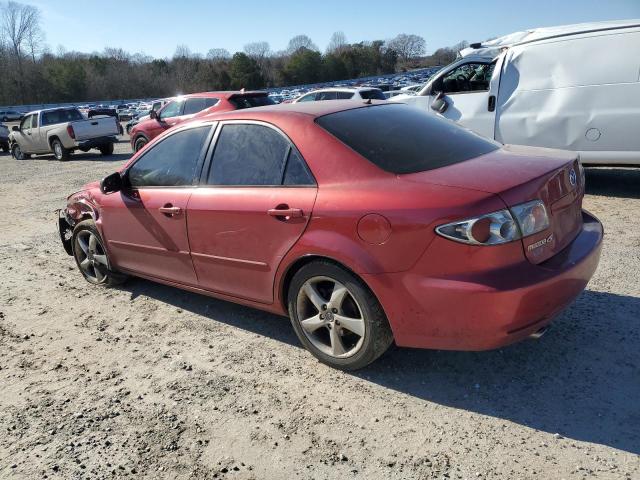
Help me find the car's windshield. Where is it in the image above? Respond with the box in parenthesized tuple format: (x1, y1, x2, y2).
(229, 95, 276, 109)
(316, 104, 500, 174)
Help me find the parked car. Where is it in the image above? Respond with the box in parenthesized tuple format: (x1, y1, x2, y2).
(395, 20, 640, 165)
(293, 87, 386, 103)
(0, 110, 22, 122)
(0, 123, 9, 152)
(129, 91, 275, 152)
(58, 102, 602, 370)
(9, 107, 119, 160)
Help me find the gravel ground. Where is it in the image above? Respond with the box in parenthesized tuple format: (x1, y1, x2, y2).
(0, 133, 639, 479)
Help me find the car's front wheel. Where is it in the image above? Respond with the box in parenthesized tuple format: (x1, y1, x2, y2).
(288, 260, 393, 370)
(12, 143, 26, 160)
(99, 143, 114, 156)
(72, 220, 127, 286)
(134, 136, 147, 152)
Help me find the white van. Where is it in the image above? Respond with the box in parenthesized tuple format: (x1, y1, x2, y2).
(396, 20, 640, 165)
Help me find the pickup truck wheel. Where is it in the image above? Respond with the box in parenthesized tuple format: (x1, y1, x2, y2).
(99, 143, 114, 156)
(72, 220, 127, 286)
(12, 144, 26, 160)
(52, 139, 70, 161)
(134, 137, 147, 152)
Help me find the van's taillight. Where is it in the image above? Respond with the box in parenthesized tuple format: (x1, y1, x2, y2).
(67, 125, 75, 139)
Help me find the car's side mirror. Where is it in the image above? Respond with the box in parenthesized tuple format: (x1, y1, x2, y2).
(149, 110, 158, 120)
(431, 91, 448, 113)
(100, 172, 123, 194)
(12, 126, 19, 132)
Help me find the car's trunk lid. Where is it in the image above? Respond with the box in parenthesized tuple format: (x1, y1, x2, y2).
(401, 145, 584, 264)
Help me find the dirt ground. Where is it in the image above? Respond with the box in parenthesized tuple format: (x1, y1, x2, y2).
(0, 133, 639, 480)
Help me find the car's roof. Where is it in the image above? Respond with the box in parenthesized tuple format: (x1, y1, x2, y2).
(461, 19, 640, 58)
(177, 90, 269, 100)
(304, 86, 381, 94)
(199, 99, 390, 122)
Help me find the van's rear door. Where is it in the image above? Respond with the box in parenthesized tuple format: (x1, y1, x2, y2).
(72, 116, 119, 140)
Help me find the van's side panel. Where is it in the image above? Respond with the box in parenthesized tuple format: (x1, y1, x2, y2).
(495, 30, 640, 164)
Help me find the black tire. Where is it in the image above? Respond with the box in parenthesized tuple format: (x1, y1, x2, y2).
(99, 143, 114, 156)
(287, 260, 393, 370)
(134, 136, 147, 152)
(126, 125, 132, 135)
(72, 219, 127, 286)
(2, 116, 7, 122)
(51, 139, 70, 161)
(1, 143, 9, 153)
(12, 143, 26, 160)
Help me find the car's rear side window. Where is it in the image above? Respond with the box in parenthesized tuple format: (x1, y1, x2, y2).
(229, 95, 276, 109)
(316, 104, 500, 174)
(359, 89, 386, 100)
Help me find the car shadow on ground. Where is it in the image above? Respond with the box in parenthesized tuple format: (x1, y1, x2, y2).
(585, 167, 640, 199)
(120, 279, 640, 455)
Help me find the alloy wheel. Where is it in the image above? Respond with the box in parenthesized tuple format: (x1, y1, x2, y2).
(74, 230, 110, 283)
(296, 276, 366, 358)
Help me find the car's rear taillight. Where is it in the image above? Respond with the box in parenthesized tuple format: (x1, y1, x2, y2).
(436, 200, 550, 246)
(67, 125, 75, 139)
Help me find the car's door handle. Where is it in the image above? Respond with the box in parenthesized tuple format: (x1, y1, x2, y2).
(159, 205, 182, 216)
(268, 207, 303, 219)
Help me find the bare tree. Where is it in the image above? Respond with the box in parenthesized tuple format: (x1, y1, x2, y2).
(1, 1, 41, 101)
(387, 33, 426, 62)
(206, 48, 230, 61)
(286, 34, 318, 54)
(244, 41, 270, 59)
(326, 31, 347, 53)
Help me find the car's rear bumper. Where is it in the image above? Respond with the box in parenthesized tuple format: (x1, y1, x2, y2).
(74, 136, 116, 150)
(364, 210, 603, 350)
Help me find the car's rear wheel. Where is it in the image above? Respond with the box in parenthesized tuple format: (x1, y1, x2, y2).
(52, 139, 70, 161)
(134, 136, 147, 152)
(99, 143, 114, 156)
(288, 260, 393, 370)
(72, 220, 127, 286)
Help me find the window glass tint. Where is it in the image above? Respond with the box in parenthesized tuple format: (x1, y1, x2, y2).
(229, 95, 276, 109)
(336, 91, 354, 99)
(208, 124, 288, 185)
(359, 89, 386, 100)
(159, 100, 182, 120)
(283, 149, 315, 185)
(316, 104, 500, 174)
(30, 115, 38, 128)
(41, 109, 83, 126)
(128, 126, 210, 187)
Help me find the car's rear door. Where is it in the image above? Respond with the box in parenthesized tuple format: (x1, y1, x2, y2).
(187, 121, 317, 303)
(100, 123, 214, 285)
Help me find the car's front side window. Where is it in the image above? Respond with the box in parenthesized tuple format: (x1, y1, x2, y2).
(297, 93, 317, 102)
(437, 63, 495, 94)
(158, 100, 183, 120)
(128, 126, 211, 188)
(20, 115, 32, 131)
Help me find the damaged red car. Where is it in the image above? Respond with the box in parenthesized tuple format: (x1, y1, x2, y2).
(58, 102, 603, 370)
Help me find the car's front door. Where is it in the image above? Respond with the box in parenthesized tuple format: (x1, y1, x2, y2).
(16, 114, 37, 152)
(429, 61, 500, 138)
(99, 124, 213, 286)
(148, 99, 185, 138)
(187, 122, 317, 304)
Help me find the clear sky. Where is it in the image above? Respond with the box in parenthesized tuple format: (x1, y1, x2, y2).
(32, 0, 639, 58)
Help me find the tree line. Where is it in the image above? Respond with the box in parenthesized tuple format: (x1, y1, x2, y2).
(0, 1, 467, 106)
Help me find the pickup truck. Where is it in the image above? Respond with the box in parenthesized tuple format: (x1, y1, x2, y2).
(9, 107, 119, 160)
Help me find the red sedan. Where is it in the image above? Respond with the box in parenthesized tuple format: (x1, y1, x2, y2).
(58, 101, 603, 370)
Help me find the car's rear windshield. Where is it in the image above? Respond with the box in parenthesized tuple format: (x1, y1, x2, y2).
(315, 104, 500, 174)
(359, 89, 386, 100)
(42, 109, 84, 126)
(230, 95, 276, 109)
